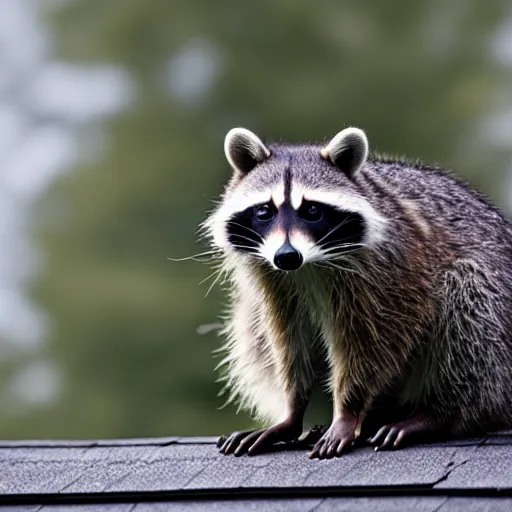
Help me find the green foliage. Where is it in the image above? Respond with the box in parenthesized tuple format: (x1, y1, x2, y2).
(2, 0, 511, 438)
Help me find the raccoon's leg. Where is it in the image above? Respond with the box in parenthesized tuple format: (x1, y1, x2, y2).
(219, 287, 317, 456)
(220, 340, 314, 456)
(309, 317, 395, 459)
(309, 296, 427, 458)
(368, 414, 447, 450)
(370, 259, 512, 450)
(218, 392, 310, 456)
(308, 383, 363, 459)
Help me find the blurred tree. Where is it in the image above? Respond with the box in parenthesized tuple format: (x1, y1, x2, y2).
(2, 0, 511, 438)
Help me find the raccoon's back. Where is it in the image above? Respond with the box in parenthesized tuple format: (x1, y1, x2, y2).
(364, 158, 512, 260)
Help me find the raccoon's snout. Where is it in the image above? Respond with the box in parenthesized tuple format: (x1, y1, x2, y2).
(274, 241, 303, 271)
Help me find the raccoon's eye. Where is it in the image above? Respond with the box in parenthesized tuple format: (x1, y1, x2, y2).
(300, 202, 323, 222)
(254, 203, 274, 222)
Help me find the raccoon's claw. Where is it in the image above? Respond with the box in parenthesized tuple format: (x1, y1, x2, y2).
(368, 425, 402, 450)
(308, 436, 353, 459)
(308, 416, 358, 459)
(218, 429, 259, 455)
(368, 414, 437, 451)
(218, 420, 303, 456)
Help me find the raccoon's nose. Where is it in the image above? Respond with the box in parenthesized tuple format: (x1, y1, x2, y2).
(274, 242, 303, 271)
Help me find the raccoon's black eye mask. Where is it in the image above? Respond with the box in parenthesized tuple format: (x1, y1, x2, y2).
(254, 203, 275, 222)
(253, 201, 323, 224)
(226, 200, 366, 256)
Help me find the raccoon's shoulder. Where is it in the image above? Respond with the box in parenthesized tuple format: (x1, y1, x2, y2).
(358, 153, 510, 234)
(360, 153, 485, 203)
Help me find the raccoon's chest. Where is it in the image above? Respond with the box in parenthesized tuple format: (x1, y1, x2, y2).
(291, 267, 339, 330)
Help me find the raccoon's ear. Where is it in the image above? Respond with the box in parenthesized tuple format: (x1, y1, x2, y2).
(321, 127, 369, 178)
(224, 127, 271, 175)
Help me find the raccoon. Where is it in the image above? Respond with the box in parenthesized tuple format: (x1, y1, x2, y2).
(200, 126, 512, 459)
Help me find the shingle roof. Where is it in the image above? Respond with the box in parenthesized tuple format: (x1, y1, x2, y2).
(1, 432, 512, 511)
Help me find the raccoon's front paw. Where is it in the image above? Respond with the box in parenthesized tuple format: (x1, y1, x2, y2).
(218, 419, 303, 457)
(368, 414, 439, 451)
(308, 415, 358, 459)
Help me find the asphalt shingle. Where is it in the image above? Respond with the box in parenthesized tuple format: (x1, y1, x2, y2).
(0, 433, 512, 511)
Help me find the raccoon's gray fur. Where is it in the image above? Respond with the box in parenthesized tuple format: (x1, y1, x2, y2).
(201, 127, 512, 459)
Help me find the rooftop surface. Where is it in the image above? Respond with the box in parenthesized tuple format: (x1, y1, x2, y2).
(2, 432, 512, 511)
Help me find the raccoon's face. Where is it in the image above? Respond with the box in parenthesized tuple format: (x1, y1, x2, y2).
(205, 127, 387, 271)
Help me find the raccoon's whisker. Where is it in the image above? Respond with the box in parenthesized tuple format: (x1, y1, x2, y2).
(198, 269, 221, 286)
(320, 237, 362, 249)
(230, 233, 262, 246)
(322, 259, 351, 269)
(227, 222, 264, 240)
(323, 250, 363, 261)
(231, 243, 259, 251)
(316, 218, 358, 245)
(167, 250, 222, 262)
(321, 240, 359, 249)
(323, 242, 364, 251)
(321, 244, 364, 256)
(205, 260, 232, 296)
(231, 244, 265, 259)
(326, 262, 360, 276)
(205, 270, 224, 297)
(313, 261, 357, 274)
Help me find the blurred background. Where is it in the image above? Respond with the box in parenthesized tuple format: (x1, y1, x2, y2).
(1, 0, 512, 439)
